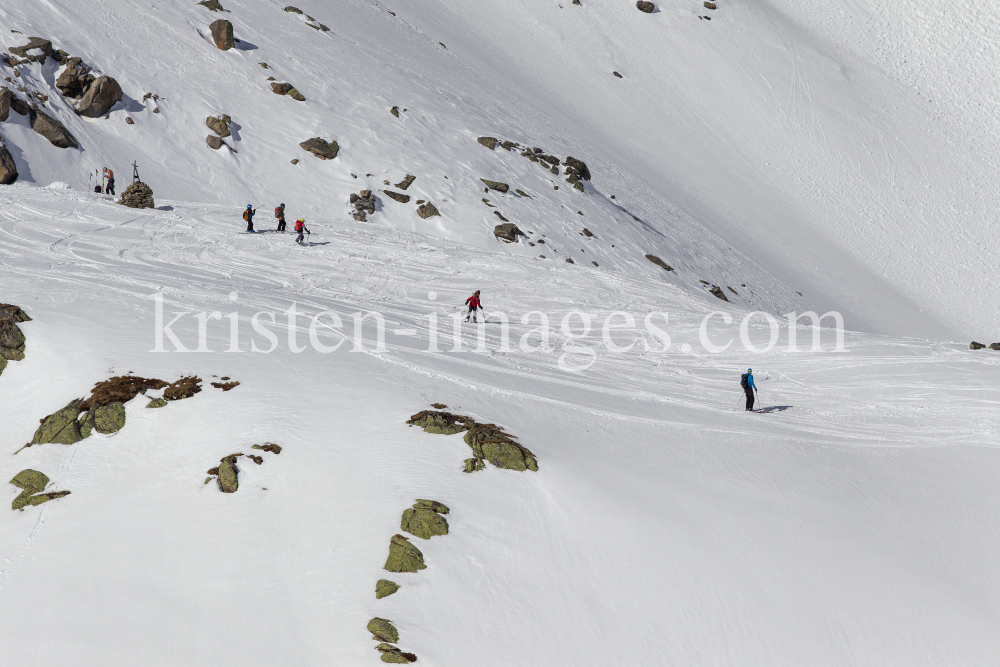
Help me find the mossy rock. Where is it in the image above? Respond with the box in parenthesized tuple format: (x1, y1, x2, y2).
(218, 459, 239, 493)
(970, 341, 985, 350)
(147, 398, 168, 408)
(390, 106, 399, 118)
(414, 499, 449, 514)
(284, 5, 303, 13)
(395, 175, 416, 190)
(32, 399, 84, 445)
(401, 507, 449, 540)
(367, 617, 399, 643)
(93, 401, 126, 434)
(463, 457, 485, 473)
(0, 355, 6, 376)
(376, 644, 417, 663)
(10, 469, 70, 511)
(78, 410, 95, 439)
(384, 534, 426, 572)
(287, 87, 305, 101)
(376, 579, 400, 599)
(464, 424, 538, 472)
(407, 410, 471, 434)
(477, 136, 498, 150)
(199, 0, 224, 10)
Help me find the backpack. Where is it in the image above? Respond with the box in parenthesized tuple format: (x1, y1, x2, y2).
(243, 209, 250, 221)
(740, 374, 749, 390)
(295, 220, 303, 232)
(274, 207, 281, 218)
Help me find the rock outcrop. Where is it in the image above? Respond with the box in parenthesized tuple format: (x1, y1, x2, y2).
(376, 579, 400, 599)
(494, 222, 524, 243)
(416, 202, 439, 219)
(350, 190, 376, 221)
(709, 285, 729, 301)
(0, 142, 16, 185)
(0, 88, 11, 122)
(395, 175, 416, 190)
(481, 179, 509, 193)
(206, 135, 224, 150)
(407, 409, 472, 435)
(384, 534, 427, 572)
(477, 136, 498, 150)
(400, 499, 450, 540)
(76, 76, 122, 118)
(206, 114, 231, 137)
(645, 254, 674, 272)
(32, 399, 84, 445)
(29, 109, 79, 149)
(564, 157, 590, 191)
(55, 57, 96, 99)
(199, 0, 224, 10)
(970, 341, 985, 350)
(367, 618, 399, 644)
(376, 644, 417, 664)
(0, 306, 29, 374)
(9, 37, 52, 60)
(10, 470, 70, 511)
(464, 423, 538, 472)
(271, 82, 305, 101)
(210, 19, 235, 50)
(118, 182, 155, 208)
(299, 137, 339, 160)
(382, 190, 410, 204)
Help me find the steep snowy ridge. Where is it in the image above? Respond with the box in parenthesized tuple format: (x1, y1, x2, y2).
(2, 1, 1000, 665)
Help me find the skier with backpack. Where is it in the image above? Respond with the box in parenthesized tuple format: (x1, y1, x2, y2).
(294, 218, 310, 245)
(275, 203, 286, 232)
(465, 290, 482, 322)
(243, 205, 256, 232)
(740, 368, 757, 411)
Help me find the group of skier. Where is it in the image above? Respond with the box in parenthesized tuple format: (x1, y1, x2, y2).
(243, 204, 309, 244)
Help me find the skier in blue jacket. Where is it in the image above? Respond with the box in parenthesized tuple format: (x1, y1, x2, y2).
(741, 368, 757, 411)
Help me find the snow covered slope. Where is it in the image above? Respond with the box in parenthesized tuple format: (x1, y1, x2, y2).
(2, 187, 1000, 666)
(1, 0, 995, 338)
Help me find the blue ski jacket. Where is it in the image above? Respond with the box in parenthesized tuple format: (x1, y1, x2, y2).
(743, 373, 757, 390)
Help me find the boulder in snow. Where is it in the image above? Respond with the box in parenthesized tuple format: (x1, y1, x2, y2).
(636, 1, 656, 12)
(416, 202, 439, 219)
(270, 82, 305, 101)
(0, 141, 17, 185)
(407, 409, 472, 434)
(477, 136, 498, 150)
(376, 579, 400, 599)
(205, 114, 231, 137)
(29, 108, 79, 149)
(147, 398, 168, 408)
(206, 134, 224, 150)
(709, 285, 729, 301)
(376, 644, 417, 664)
(9, 37, 52, 59)
(395, 174, 416, 190)
(93, 401, 127, 434)
(464, 422, 538, 472)
(367, 618, 399, 643)
(493, 222, 523, 243)
(299, 137, 339, 160)
(218, 455, 240, 493)
(970, 341, 985, 350)
(0, 319, 26, 361)
(382, 190, 410, 204)
(645, 254, 674, 272)
(209, 19, 235, 50)
(10, 469, 70, 511)
(32, 399, 84, 445)
(481, 178, 509, 193)
(400, 502, 449, 540)
(384, 534, 427, 572)
(76, 76, 122, 118)
(0, 87, 10, 121)
(198, 0, 224, 10)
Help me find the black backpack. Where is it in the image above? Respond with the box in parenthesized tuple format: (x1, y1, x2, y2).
(740, 373, 749, 390)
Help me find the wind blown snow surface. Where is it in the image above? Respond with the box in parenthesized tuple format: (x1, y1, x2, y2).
(1, 0, 999, 665)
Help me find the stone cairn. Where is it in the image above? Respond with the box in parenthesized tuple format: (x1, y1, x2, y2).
(118, 182, 155, 209)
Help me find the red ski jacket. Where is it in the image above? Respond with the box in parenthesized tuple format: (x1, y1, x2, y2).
(466, 294, 482, 309)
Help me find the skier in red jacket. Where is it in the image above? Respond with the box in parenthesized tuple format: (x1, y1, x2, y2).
(465, 290, 482, 323)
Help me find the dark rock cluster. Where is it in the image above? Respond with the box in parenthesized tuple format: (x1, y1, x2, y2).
(407, 409, 539, 473)
(299, 137, 338, 160)
(350, 189, 377, 221)
(0, 304, 30, 375)
(118, 181, 155, 208)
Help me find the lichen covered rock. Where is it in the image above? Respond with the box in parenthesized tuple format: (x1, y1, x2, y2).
(32, 399, 84, 445)
(395, 175, 416, 190)
(0, 319, 26, 361)
(401, 502, 449, 540)
(93, 401, 126, 434)
(376, 644, 417, 663)
(464, 423, 538, 472)
(493, 222, 523, 243)
(416, 202, 439, 219)
(376, 579, 400, 599)
(10, 469, 70, 511)
(77, 76, 123, 118)
(384, 534, 427, 572)
(218, 457, 239, 493)
(210, 19, 235, 50)
(477, 136, 498, 150)
(407, 410, 472, 435)
(481, 179, 509, 193)
(368, 618, 399, 643)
